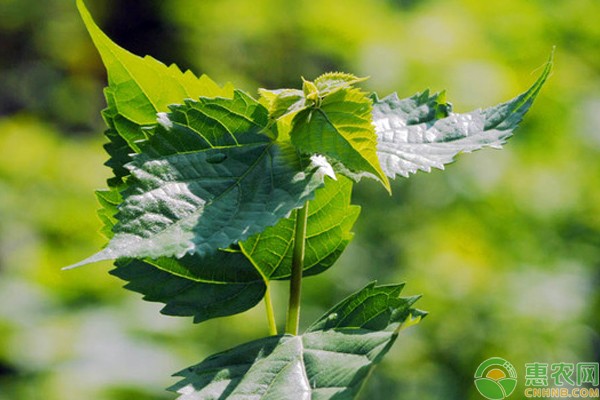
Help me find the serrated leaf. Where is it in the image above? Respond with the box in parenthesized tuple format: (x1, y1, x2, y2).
(96, 180, 268, 324)
(108, 176, 356, 323)
(110, 258, 266, 323)
(259, 88, 305, 122)
(170, 282, 426, 400)
(95, 187, 122, 240)
(69, 93, 331, 267)
(80, 0, 234, 162)
(372, 55, 552, 178)
(79, 0, 236, 240)
(108, 175, 357, 324)
(240, 175, 360, 280)
(77, 0, 234, 127)
(314, 72, 369, 96)
(291, 86, 391, 192)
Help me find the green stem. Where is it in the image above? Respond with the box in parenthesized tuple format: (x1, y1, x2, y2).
(285, 201, 309, 335)
(264, 282, 278, 336)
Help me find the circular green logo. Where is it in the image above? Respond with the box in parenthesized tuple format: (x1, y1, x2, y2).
(474, 358, 518, 400)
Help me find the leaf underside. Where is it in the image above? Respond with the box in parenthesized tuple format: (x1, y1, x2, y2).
(372, 56, 552, 178)
(170, 282, 426, 400)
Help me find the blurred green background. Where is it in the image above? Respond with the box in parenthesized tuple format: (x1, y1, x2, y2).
(0, 0, 598, 399)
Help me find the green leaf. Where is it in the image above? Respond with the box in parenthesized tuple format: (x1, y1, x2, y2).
(69, 92, 331, 267)
(260, 74, 390, 192)
(291, 85, 391, 192)
(259, 73, 369, 124)
(96, 180, 268, 324)
(240, 175, 360, 281)
(95, 187, 122, 240)
(110, 256, 266, 323)
(79, 0, 236, 240)
(170, 282, 426, 399)
(372, 55, 552, 179)
(313, 72, 369, 95)
(107, 176, 357, 323)
(259, 88, 305, 123)
(77, 0, 234, 127)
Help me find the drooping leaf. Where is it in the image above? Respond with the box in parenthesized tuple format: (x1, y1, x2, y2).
(291, 85, 391, 192)
(69, 92, 331, 267)
(240, 175, 360, 280)
(372, 55, 552, 178)
(170, 282, 426, 400)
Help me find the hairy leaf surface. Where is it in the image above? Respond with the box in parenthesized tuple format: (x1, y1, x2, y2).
(170, 282, 426, 400)
(372, 57, 552, 178)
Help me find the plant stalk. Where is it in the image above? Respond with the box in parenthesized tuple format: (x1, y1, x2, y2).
(285, 201, 309, 335)
(264, 283, 278, 336)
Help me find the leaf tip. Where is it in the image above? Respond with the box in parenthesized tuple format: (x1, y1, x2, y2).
(379, 173, 392, 195)
(396, 311, 425, 333)
(63, 249, 113, 270)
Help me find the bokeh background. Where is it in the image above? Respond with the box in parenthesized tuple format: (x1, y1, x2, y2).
(1, 0, 599, 399)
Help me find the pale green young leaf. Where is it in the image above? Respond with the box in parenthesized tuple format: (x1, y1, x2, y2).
(170, 282, 426, 400)
(79, 0, 234, 187)
(77, 0, 234, 127)
(259, 88, 305, 122)
(372, 56, 552, 178)
(291, 86, 391, 192)
(240, 175, 360, 281)
(68, 93, 331, 267)
(314, 72, 369, 96)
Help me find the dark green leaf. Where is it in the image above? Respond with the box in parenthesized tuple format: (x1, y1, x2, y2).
(110, 259, 265, 323)
(69, 92, 331, 267)
(170, 282, 426, 399)
(96, 180, 267, 324)
(372, 56, 552, 178)
(109, 176, 358, 323)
